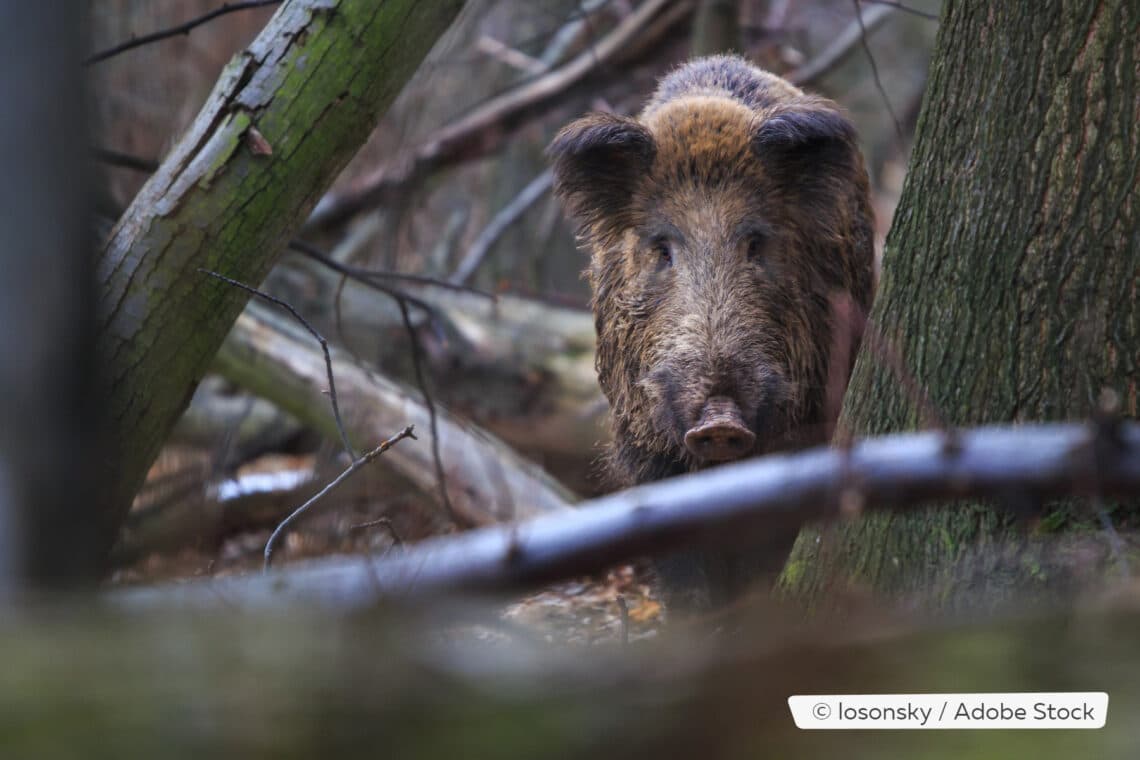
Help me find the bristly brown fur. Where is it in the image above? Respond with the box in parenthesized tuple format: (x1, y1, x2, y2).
(549, 55, 875, 491)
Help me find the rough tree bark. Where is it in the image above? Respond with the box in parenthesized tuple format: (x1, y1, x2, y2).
(783, 0, 1140, 608)
(94, 0, 464, 562)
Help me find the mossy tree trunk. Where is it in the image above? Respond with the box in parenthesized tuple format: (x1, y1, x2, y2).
(783, 0, 1140, 608)
(95, 0, 464, 564)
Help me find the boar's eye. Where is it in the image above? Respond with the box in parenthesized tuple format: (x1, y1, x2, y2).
(650, 237, 673, 271)
(745, 232, 768, 266)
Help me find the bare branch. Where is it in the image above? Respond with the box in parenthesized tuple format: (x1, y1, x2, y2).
(86, 1, 283, 65)
(860, 0, 938, 22)
(851, 0, 905, 140)
(120, 421, 1140, 608)
(199, 269, 356, 461)
(477, 35, 546, 75)
(395, 297, 459, 524)
(283, 239, 485, 526)
(287, 239, 493, 298)
(282, 243, 444, 320)
(537, 0, 615, 70)
(307, 0, 688, 228)
(450, 168, 554, 285)
(787, 5, 895, 86)
(264, 425, 416, 569)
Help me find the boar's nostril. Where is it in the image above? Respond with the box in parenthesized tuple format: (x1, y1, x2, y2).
(683, 396, 756, 462)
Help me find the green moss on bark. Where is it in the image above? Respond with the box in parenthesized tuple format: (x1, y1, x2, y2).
(95, 0, 465, 561)
(782, 0, 1140, 609)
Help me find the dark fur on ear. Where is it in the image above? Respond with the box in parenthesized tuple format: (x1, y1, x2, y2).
(752, 101, 856, 151)
(751, 101, 860, 203)
(547, 113, 656, 244)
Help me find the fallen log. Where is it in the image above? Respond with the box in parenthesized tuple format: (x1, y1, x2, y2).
(213, 302, 576, 526)
(273, 252, 608, 487)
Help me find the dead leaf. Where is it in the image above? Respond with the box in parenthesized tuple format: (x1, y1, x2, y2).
(246, 126, 273, 156)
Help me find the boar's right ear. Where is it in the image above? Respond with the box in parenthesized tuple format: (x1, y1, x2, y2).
(547, 113, 656, 242)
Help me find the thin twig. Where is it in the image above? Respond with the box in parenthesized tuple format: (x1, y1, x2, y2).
(86, 1, 283, 65)
(208, 393, 256, 481)
(198, 269, 356, 460)
(477, 35, 546, 75)
(617, 595, 630, 645)
(283, 240, 466, 526)
(288, 239, 494, 298)
(396, 298, 459, 524)
(350, 516, 404, 547)
(1086, 389, 1130, 574)
(333, 270, 351, 351)
(450, 169, 554, 285)
(284, 241, 445, 335)
(852, 0, 905, 141)
(263, 425, 416, 570)
(860, 0, 939, 21)
(787, 5, 895, 87)
(823, 292, 863, 445)
(538, 0, 614, 70)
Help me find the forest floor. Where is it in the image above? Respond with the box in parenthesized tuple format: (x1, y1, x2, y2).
(110, 444, 665, 645)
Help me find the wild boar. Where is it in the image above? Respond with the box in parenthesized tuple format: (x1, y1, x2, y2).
(548, 55, 874, 608)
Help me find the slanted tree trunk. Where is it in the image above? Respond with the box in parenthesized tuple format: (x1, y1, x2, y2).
(94, 0, 464, 563)
(783, 0, 1140, 608)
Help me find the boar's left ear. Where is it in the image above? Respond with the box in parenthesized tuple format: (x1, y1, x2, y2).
(547, 113, 656, 242)
(751, 102, 857, 173)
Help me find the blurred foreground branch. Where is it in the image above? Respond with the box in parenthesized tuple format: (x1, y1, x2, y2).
(10, 593, 1140, 757)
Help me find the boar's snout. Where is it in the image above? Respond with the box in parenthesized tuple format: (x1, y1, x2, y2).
(683, 396, 756, 462)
